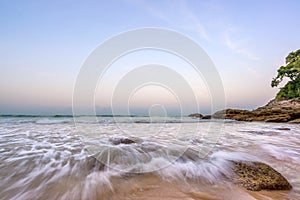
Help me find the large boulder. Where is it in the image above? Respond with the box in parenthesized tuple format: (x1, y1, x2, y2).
(232, 161, 292, 191)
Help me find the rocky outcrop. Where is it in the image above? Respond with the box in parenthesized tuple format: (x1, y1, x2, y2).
(188, 113, 203, 118)
(202, 115, 212, 119)
(212, 109, 253, 121)
(210, 98, 300, 123)
(289, 118, 300, 123)
(232, 161, 292, 191)
(188, 113, 212, 119)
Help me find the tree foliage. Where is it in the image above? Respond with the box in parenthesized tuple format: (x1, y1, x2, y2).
(271, 49, 300, 99)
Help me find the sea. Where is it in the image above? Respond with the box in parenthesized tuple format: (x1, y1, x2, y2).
(0, 115, 299, 200)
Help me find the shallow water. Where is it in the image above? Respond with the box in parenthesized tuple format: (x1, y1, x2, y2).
(0, 116, 299, 200)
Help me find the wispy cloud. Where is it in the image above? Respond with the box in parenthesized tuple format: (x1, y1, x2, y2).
(129, 0, 260, 61)
(178, 2, 210, 41)
(225, 33, 260, 61)
(130, 0, 210, 41)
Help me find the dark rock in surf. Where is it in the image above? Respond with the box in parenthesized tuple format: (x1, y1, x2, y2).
(188, 113, 203, 118)
(109, 137, 143, 145)
(111, 138, 136, 145)
(275, 127, 291, 131)
(202, 115, 212, 119)
(232, 161, 292, 191)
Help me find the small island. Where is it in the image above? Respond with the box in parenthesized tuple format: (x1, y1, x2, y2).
(190, 49, 300, 123)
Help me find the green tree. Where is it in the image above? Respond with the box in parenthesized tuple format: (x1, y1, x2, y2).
(271, 49, 300, 99)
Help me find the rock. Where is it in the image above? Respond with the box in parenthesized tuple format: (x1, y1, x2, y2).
(210, 98, 300, 123)
(188, 113, 203, 118)
(176, 148, 200, 162)
(86, 156, 105, 171)
(264, 114, 291, 122)
(140, 142, 162, 153)
(212, 109, 253, 121)
(232, 161, 292, 191)
(275, 127, 291, 130)
(289, 118, 300, 123)
(202, 115, 211, 119)
(110, 137, 141, 145)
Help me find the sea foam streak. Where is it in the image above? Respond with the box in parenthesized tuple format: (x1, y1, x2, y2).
(0, 116, 299, 199)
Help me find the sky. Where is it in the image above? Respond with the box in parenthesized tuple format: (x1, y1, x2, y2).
(0, 0, 300, 115)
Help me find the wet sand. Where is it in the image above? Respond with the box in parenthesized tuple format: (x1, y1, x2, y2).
(70, 173, 297, 200)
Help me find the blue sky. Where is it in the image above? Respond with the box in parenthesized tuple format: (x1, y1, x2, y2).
(0, 0, 300, 115)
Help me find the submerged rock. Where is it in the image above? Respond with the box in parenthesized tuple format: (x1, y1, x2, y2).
(109, 137, 142, 145)
(232, 161, 292, 191)
(275, 127, 291, 130)
(86, 156, 105, 171)
(112, 138, 135, 145)
(176, 148, 200, 162)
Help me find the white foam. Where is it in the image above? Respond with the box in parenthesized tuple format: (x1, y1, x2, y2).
(35, 118, 72, 124)
(1, 116, 300, 199)
(262, 144, 300, 161)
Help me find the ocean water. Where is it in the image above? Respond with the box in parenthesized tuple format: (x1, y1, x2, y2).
(0, 116, 300, 200)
